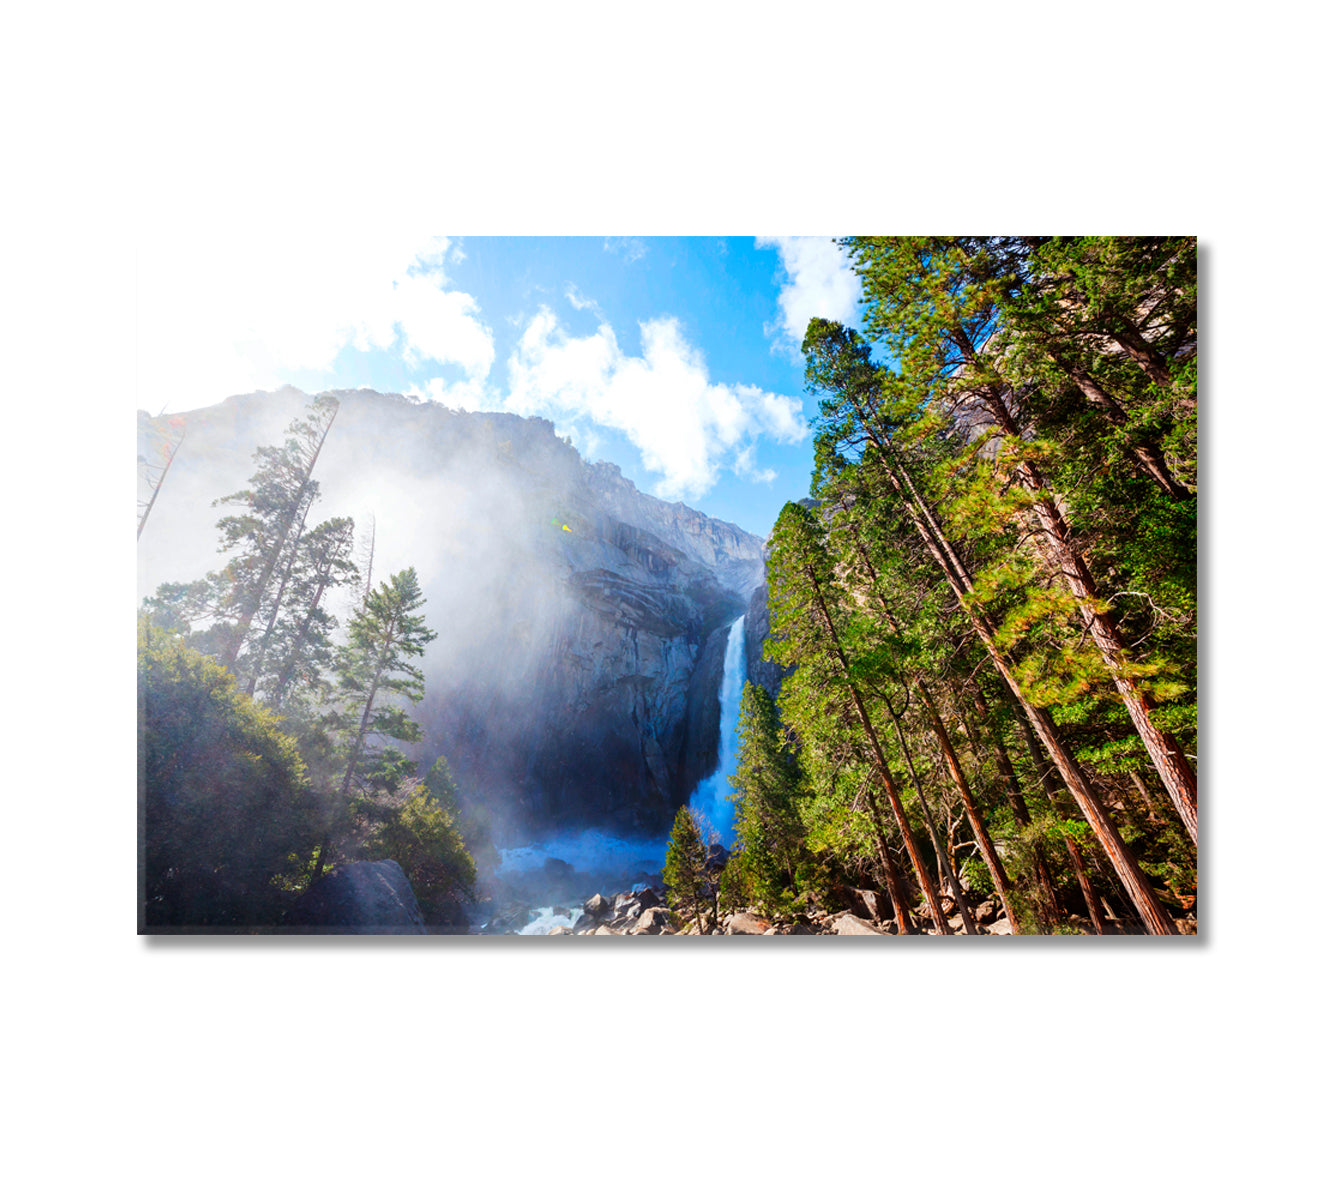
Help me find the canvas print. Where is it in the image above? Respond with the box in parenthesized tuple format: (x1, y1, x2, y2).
(137, 236, 1197, 935)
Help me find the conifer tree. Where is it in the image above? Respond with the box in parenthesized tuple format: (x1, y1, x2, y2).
(727, 682, 809, 915)
(768, 500, 951, 934)
(797, 310, 1179, 933)
(208, 394, 340, 676)
(841, 237, 1196, 844)
(664, 807, 712, 933)
(333, 566, 437, 802)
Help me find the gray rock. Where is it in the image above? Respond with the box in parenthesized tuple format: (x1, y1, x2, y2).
(986, 918, 1014, 936)
(705, 843, 731, 871)
(630, 907, 675, 935)
(831, 912, 887, 936)
(290, 861, 425, 933)
(724, 912, 769, 935)
(850, 888, 887, 922)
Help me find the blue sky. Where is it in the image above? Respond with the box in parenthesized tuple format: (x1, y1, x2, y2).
(136, 235, 862, 537)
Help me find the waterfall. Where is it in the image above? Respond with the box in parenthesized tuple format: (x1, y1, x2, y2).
(688, 613, 747, 846)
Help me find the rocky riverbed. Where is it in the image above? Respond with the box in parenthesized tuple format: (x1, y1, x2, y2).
(478, 876, 1028, 936)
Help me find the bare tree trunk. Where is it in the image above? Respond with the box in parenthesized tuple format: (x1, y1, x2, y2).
(137, 425, 186, 540)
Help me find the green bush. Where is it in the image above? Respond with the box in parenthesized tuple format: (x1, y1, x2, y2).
(139, 617, 320, 927)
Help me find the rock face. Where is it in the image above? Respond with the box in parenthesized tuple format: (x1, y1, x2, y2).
(288, 861, 426, 932)
(138, 388, 767, 841)
(743, 581, 788, 699)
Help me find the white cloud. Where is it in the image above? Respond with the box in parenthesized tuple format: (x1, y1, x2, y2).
(603, 237, 647, 263)
(564, 285, 603, 317)
(505, 307, 804, 500)
(137, 234, 494, 413)
(757, 235, 861, 353)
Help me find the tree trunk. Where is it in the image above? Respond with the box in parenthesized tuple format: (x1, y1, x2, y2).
(954, 341, 1197, 845)
(1059, 359, 1191, 500)
(805, 567, 952, 935)
(887, 705, 977, 933)
(885, 457, 1176, 934)
(1109, 321, 1175, 389)
(835, 383, 1173, 932)
(222, 402, 337, 671)
(969, 693, 1063, 930)
(243, 491, 316, 696)
(916, 684, 1022, 931)
(1013, 708, 1107, 935)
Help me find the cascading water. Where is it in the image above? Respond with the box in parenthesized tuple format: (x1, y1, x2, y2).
(498, 613, 748, 933)
(687, 613, 747, 846)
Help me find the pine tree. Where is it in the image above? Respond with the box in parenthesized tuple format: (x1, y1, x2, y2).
(663, 807, 712, 933)
(334, 566, 437, 802)
(727, 682, 809, 915)
(768, 500, 951, 934)
(309, 567, 437, 880)
(797, 308, 1179, 933)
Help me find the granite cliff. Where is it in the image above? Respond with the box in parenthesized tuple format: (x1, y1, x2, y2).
(138, 387, 767, 842)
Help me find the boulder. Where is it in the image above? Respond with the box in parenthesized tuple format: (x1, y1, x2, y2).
(584, 893, 612, 919)
(831, 912, 887, 936)
(484, 901, 534, 934)
(973, 898, 999, 923)
(724, 912, 769, 936)
(630, 907, 675, 935)
(851, 888, 887, 922)
(986, 918, 1014, 936)
(289, 861, 425, 933)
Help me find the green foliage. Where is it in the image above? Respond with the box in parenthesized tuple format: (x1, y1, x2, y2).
(364, 780, 476, 912)
(138, 617, 319, 927)
(726, 682, 811, 917)
(333, 566, 438, 800)
(757, 237, 1198, 932)
(663, 807, 712, 933)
